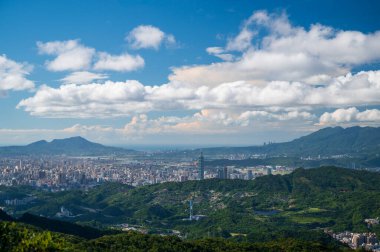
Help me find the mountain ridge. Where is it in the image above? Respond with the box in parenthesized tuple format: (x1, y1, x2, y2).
(0, 126, 379, 157)
(197, 126, 380, 157)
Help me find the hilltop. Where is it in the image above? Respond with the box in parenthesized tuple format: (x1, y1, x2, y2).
(0, 136, 137, 156)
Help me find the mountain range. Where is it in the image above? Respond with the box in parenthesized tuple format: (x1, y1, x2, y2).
(198, 126, 380, 157)
(0, 126, 379, 157)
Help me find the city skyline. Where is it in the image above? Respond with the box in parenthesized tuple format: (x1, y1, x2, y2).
(1, 0, 380, 146)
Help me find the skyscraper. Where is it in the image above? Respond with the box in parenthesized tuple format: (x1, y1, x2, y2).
(267, 168, 272, 175)
(198, 152, 204, 180)
(217, 168, 224, 179)
(223, 166, 228, 179)
(247, 170, 253, 180)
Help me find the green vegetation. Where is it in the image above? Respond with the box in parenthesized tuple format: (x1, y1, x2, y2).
(0, 221, 74, 251)
(3, 166, 380, 245)
(0, 221, 349, 251)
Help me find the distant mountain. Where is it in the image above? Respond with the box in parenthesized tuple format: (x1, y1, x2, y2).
(0, 136, 136, 156)
(199, 126, 380, 157)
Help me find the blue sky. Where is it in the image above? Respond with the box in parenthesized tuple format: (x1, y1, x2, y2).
(1, 0, 380, 147)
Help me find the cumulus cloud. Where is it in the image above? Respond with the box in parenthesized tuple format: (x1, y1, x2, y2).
(37, 40, 144, 73)
(319, 107, 380, 125)
(17, 80, 149, 118)
(180, 10, 380, 86)
(93, 52, 144, 72)
(37, 40, 95, 71)
(61, 71, 108, 84)
(17, 71, 380, 118)
(126, 25, 176, 50)
(0, 55, 34, 91)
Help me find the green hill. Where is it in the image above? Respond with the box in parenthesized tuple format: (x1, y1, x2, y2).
(3, 167, 380, 242)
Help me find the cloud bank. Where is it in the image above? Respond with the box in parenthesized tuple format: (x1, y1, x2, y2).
(17, 71, 380, 118)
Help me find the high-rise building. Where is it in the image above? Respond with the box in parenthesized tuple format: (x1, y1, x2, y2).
(267, 168, 272, 175)
(247, 170, 253, 180)
(217, 168, 223, 179)
(224, 166, 228, 179)
(180, 175, 188, 182)
(198, 152, 204, 180)
(38, 171, 46, 179)
(217, 167, 229, 179)
(58, 172, 66, 184)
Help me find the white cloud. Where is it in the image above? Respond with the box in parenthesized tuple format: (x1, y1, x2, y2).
(126, 25, 176, 50)
(17, 71, 380, 118)
(319, 107, 380, 125)
(37, 40, 95, 71)
(17, 80, 149, 118)
(206, 47, 235, 61)
(225, 10, 273, 51)
(93, 52, 144, 72)
(165, 34, 177, 47)
(0, 55, 34, 91)
(37, 39, 145, 73)
(61, 71, 108, 84)
(179, 10, 380, 86)
(238, 110, 314, 126)
(121, 109, 316, 136)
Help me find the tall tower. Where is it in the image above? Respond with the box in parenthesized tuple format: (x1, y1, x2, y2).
(198, 152, 204, 180)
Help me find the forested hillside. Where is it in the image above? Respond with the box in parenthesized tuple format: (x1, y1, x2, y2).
(3, 167, 380, 242)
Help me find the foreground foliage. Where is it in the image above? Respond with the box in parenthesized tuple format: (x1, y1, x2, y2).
(0, 221, 349, 252)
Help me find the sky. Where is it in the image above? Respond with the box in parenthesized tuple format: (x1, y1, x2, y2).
(1, 0, 380, 147)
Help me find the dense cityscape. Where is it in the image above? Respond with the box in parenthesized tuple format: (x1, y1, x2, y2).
(0, 153, 295, 191)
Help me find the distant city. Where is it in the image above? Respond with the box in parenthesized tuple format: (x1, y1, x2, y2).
(0, 153, 294, 192)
